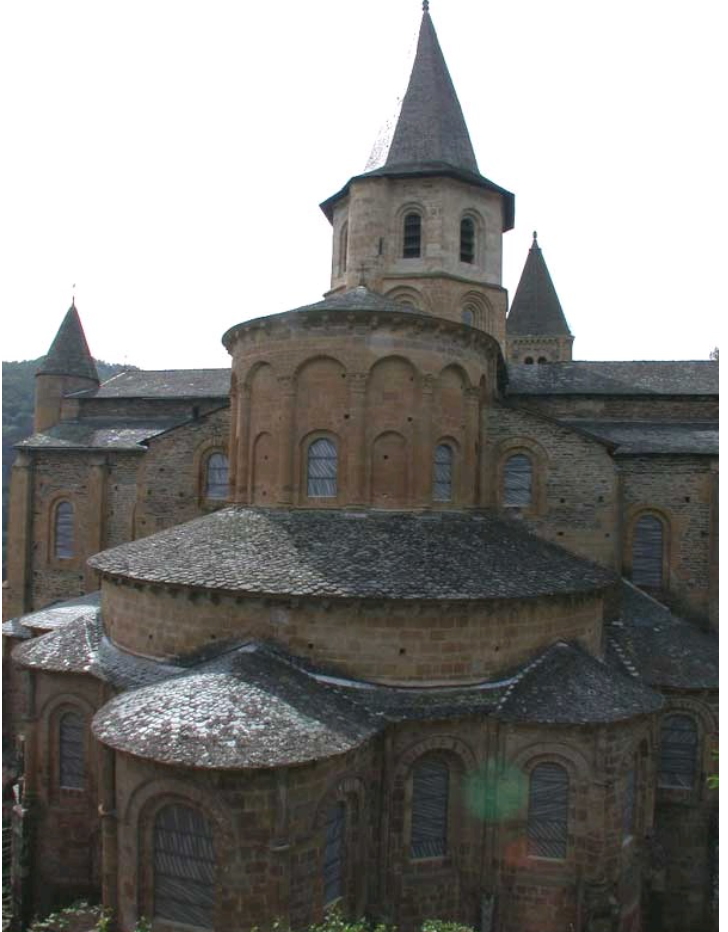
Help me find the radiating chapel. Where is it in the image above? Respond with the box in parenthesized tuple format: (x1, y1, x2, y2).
(2, 6, 718, 932)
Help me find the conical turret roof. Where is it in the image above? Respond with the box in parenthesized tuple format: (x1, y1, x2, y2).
(507, 234, 572, 337)
(375, 7, 478, 173)
(37, 302, 99, 382)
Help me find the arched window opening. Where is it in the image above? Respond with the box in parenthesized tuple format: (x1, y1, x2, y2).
(411, 756, 449, 859)
(503, 454, 533, 507)
(461, 305, 476, 327)
(632, 514, 665, 588)
(528, 763, 569, 859)
(323, 801, 346, 906)
(524, 356, 534, 365)
(659, 714, 698, 788)
(460, 217, 475, 263)
(623, 767, 636, 838)
(433, 444, 453, 502)
(59, 712, 85, 789)
(403, 212, 422, 258)
(154, 804, 216, 928)
(54, 501, 74, 559)
(205, 453, 229, 500)
(307, 438, 338, 498)
(340, 222, 349, 274)
(537, 356, 548, 364)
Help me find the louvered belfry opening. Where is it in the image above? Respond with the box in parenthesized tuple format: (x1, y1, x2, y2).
(411, 756, 450, 859)
(403, 213, 422, 258)
(307, 438, 338, 498)
(323, 801, 346, 906)
(153, 804, 216, 928)
(433, 443, 453, 501)
(54, 501, 75, 558)
(632, 515, 665, 588)
(527, 763, 569, 858)
(460, 217, 475, 263)
(658, 714, 698, 788)
(205, 453, 229, 499)
(503, 454, 533, 507)
(59, 712, 85, 789)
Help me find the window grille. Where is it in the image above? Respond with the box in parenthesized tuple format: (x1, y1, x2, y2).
(411, 757, 449, 859)
(527, 763, 569, 858)
(403, 213, 422, 258)
(460, 217, 475, 263)
(54, 501, 74, 559)
(461, 306, 475, 327)
(323, 802, 346, 906)
(623, 767, 636, 838)
(59, 712, 85, 789)
(154, 804, 216, 928)
(205, 453, 229, 499)
(524, 356, 534, 365)
(433, 444, 453, 502)
(632, 515, 664, 588)
(503, 454, 533, 507)
(658, 714, 698, 788)
(307, 438, 338, 498)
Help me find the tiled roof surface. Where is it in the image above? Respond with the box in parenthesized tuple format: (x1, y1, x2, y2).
(16, 418, 181, 451)
(506, 236, 571, 337)
(496, 641, 663, 724)
(559, 420, 719, 455)
(606, 582, 718, 690)
(77, 369, 230, 399)
(368, 10, 478, 174)
(89, 507, 615, 600)
(507, 361, 719, 395)
(2, 592, 101, 638)
(289, 286, 420, 315)
(92, 643, 380, 769)
(37, 306, 99, 382)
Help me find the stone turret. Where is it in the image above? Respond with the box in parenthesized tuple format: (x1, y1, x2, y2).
(320, 6, 514, 346)
(506, 232, 574, 363)
(34, 301, 99, 431)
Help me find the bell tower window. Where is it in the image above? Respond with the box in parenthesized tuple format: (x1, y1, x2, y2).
(460, 217, 475, 263)
(403, 213, 422, 258)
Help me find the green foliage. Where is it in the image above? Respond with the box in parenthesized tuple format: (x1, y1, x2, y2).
(422, 923, 475, 932)
(1, 357, 134, 577)
(707, 749, 718, 790)
(28, 901, 101, 931)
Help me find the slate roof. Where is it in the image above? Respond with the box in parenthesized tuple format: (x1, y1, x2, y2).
(72, 368, 230, 399)
(2, 592, 101, 640)
(607, 582, 718, 690)
(558, 420, 719, 455)
(496, 641, 663, 724)
(89, 506, 615, 601)
(506, 234, 572, 337)
(16, 418, 181, 451)
(37, 305, 99, 382)
(370, 9, 479, 175)
(288, 286, 420, 315)
(92, 643, 380, 769)
(506, 361, 719, 396)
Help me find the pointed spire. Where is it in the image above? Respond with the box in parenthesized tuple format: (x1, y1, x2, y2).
(376, 7, 479, 173)
(37, 303, 99, 382)
(507, 235, 572, 337)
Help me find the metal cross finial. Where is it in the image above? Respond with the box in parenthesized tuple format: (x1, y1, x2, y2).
(72, 284, 76, 307)
(423, 0, 430, 12)
(532, 231, 538, 243)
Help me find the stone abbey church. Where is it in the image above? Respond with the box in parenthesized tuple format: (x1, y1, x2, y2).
(2, 7, 718, 932)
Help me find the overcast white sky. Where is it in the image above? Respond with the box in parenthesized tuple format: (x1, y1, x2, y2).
(1, 0, 725, 370)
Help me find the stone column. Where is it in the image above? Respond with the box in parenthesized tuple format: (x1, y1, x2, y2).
(99, 743, 119, 930)
(85, 455, 108, 592)
(6, 451, 35, 615)
(347, 373, 368, 505)
(463, 386, 480, 506)
(227, 377, 239, 501)
(277, 375, 295, 505)
(477, 394, 489, 507)
(234, 384, 252, 504)
(415, 375, 435, 506)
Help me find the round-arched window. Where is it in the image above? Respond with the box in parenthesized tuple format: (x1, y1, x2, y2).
(307, 438, 338, 498)
(54, 501, 75, 559)
(403, 212, 422, 258)
(205, 453, 229, 500)
(433, 444, 453, 502)
(153, 804, 216, 927)
(632, 514, 665, 588)
(460, 217, 476, 264)
(503, 454, 533, 507)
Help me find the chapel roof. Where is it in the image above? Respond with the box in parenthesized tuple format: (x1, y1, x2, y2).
(88, 506, 615, 601)
(289, 286, 420, 315)
(16, 418, 181, 451)
(496, 641, 664, 724)
(506, 233, 572, 337)
(2, 591, 101, 641)
(606, 582, 718, 690)
(506, 360, 719, 396)
(37, 304, 99, 382)
(69, 368, 230, 399)
(557, 420, 719, 456)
